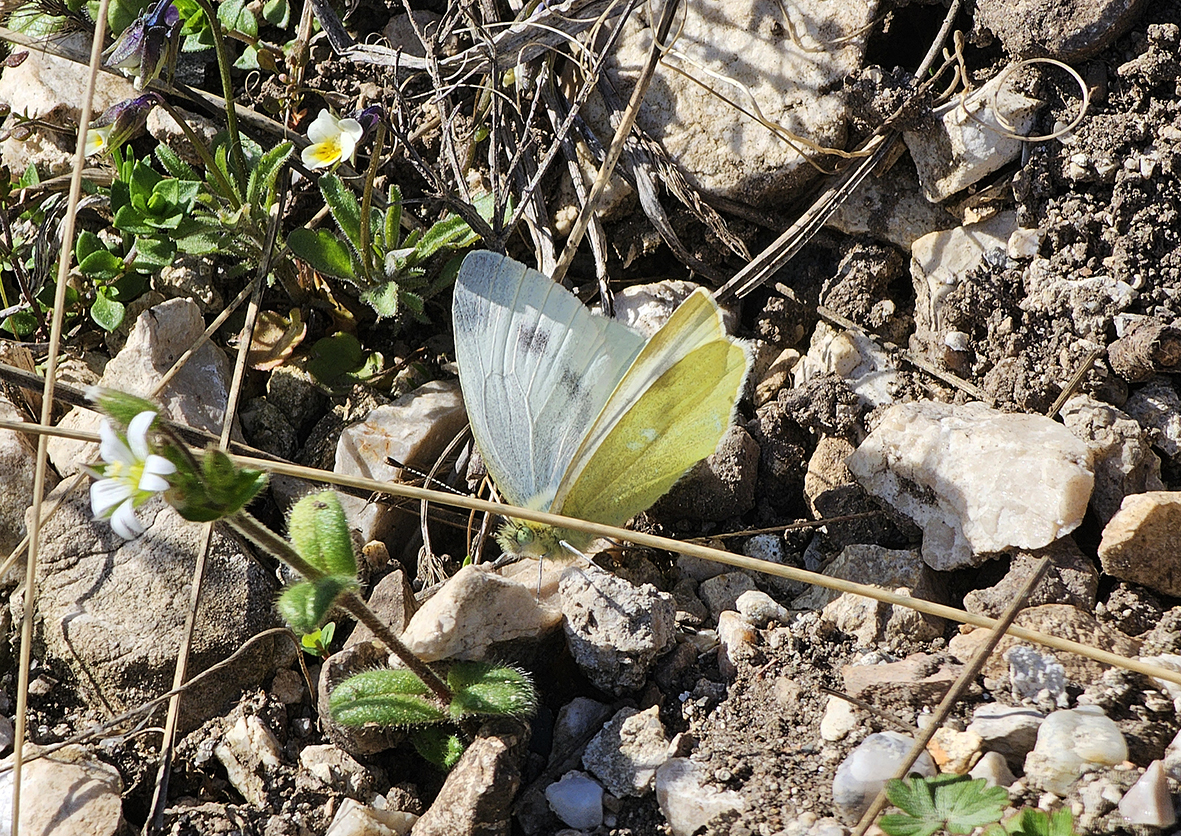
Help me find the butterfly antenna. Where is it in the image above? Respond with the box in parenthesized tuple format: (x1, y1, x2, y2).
(384, 457, 469, 495)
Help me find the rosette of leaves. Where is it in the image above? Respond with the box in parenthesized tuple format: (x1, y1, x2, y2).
(287, 176, 489, 323)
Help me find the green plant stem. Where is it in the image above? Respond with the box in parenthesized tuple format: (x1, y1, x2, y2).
(157, 99, 242, 211)
(190, 0, 249, 179)
(358, 122, 385, 282)
(224, 509, 453, 704)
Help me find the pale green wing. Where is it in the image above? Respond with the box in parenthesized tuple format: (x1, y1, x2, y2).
(452, 251, 646, 510)
(554, 289, 751, 527)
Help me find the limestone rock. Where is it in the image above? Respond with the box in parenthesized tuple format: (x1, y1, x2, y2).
(334, 379, 468, 546)
(582, 0, 876, 207)
(1024, 706, 1128, 794)
(655, 758, 746, 836)
(0, 745, 122, 836)
(832, 732, 935, 821)
(975, 0, 1148, 61)
(582, 706, 669, 797)
(1099, 491, 1181, 597)
(847, 400, 1094, 569)
(963, 540, 1099, 618)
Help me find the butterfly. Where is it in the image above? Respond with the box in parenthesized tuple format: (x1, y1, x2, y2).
(452, 251, 751, 560)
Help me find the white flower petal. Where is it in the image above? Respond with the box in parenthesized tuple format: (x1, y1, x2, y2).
(302, 142, 339, 170)
(138, 470, 171, 493)
(91, 478, 134, 517)
(98, 420, 135, 466)
(306, 110, 341, 144)
(339, 131, 358, 166)
(127, 411, 158, 460)
(339, 118, 364, 142)
(85, 127, 110, 158)
(109, 499, 145, 539)
(144, 454, 177, 476)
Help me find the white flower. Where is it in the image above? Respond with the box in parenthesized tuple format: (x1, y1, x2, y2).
(88, 411, 176, 539)
(85, 126, 112, 157)
(301, 110, 364, 170)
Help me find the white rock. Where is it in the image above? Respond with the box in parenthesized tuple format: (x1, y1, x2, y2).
(335, 379, 469, 545)
(904, 68, 1043, 202)
(967, 704, 1044, 767)
(613, 280, 702, 338)
(1119, 761, 1176, 827)
(832, 732, 936, 821)
(584, 0, 875, 206)
(655, 758, 746, 836)
(0, 746, 122, 836)
(969, 751, 1017, 788)
(847, 401, 1094, 570)
(1163, 726, 1181, 779)
(48, 298, 236, 475)
(215, 714, 284, 806)
(324, 798, 417, 836)
(1007, 646, 1068, 709)
(794, 321, 900, 408)
(583, 706, 669, 797)
(827, 156, 957, 249)
(1023, 706, 1128, 794)
(735, 590, 789, 626)
(401, 564, 562, 662)
(560, 565, 676, 695)
(1007, 227, 1044, 259)
(819, 696, 859, 742)
(299, 744, 378, 798)
(698, 572, 758, 619)
(545, 771, 605, 830)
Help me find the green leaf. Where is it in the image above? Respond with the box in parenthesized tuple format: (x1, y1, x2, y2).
(306, 332, 379, 387)
(411, 727, 465, 770)
(447, 662, 536, 719)
(1003, 808, 1077, 836)
(319, 174, 362, 253)
(168, 445, 268, 521)
(414, 212, 479, 262)
(90, 389, 162, 428)
(75, 230, 105, 262)
(383, 184, 402, 250)
(246, 141, 293, 208)
(155, 144, 200, 181)
(277, 576, 356, 635)
(90, 287, 125, 332)
(217, 0, 257, 36)
(329, 669, 448, 727)
(881, 776, 1008, 836)
(359, 281, 400, 320)
(262, 0, 288, 27)
(287, 491, 357, 577)
(78, 249, 125, 281)
(233, 44, 260, 70)
(287, 228, 357, 280)
(131, 236, 176, 273)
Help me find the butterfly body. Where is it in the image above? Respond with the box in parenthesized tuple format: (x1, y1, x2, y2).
(453, 251, 750, 560)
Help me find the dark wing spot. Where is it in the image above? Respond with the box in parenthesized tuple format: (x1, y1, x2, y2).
(516, 323, 549, 355)
(558, 369, 582, 399)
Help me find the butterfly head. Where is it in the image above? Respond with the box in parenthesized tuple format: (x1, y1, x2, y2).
(496, 518, 561, 559)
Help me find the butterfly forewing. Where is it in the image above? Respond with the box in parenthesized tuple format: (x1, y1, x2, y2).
(453, 252, 646, 509)
(552, 290, 750, 519)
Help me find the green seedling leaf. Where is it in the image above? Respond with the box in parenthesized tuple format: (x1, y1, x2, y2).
(358, 281, 400, 320)
(277, 575, 356, 635)
(217, 0, 256, 36)
(262, 0, 288, 26)
(155, 143, 199, 180)
(287, 491, 357, 577)
(300, 622, 335, 657)
(329, 669, 448, 727)
(447, 662, 536, 719)
(78, 249, 125, 281)
(287, 228, 356, 280)
(246, 141, 293, 208)
(1000, 808, 1077, 836)
(91, 287, 126, 332)
(76, 230, 105, 262)
(306, 332, 383, 388)
(881, 776, 1009, 836)
(131, 236, 176, 273)
(233, 44, 260, 70)
(319, 174, 362, 253)
(411, 726, 465, 770)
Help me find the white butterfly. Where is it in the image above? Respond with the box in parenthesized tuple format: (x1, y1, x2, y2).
(453, 251, 750, 559)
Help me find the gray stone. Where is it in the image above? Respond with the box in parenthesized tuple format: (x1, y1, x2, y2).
(334, 380, 468, 546)
(560, 565, 675, 695)
(827, 155, 957, 249)
(832, 732, 935, 821)
(581, 0, 876, 207)
(903, 71, 1042, 202)
(697, 571, 758, 620)
(1022, 258, 1138, 343)
(32, 489, 282, 732)
(0, 395, 58, 559)
(583, 706, 669, 797)
(0, 745, 122, 836)
(48, 297, 238, 475)
(847, 401, 1094, 569)
(975, 0, 1148, 62)
(411, 717, 527, 836)
(545, 771, 604, 830)
(1124, 377, 1181, 460)
(963, 540, 1099, 618)
(344, 569, 416, 648)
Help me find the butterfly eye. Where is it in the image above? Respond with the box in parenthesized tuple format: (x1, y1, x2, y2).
(515, 526, 535, 547)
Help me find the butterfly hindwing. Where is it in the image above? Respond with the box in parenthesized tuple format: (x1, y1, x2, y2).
(555, 290, 751, 526)
(452, 251, 646, 509)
